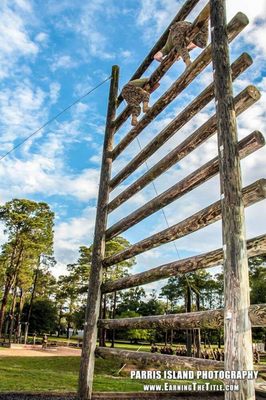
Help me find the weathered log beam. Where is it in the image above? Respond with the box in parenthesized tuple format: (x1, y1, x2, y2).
(102, 234, 266, 293)
(211, 1, 255, 399)
(99, 304, 266, 330)
(96, 347, 224, 371)
(110, 53, 252, 191)
(104, 179, 266, 266)
(116, 0, 201, 106)
(106, 131, 264, 240)
(112, 12, 249, 159)
(115, 3, 210, 127)
(108, 85, 261, 213)
(78, 66, 119, 400)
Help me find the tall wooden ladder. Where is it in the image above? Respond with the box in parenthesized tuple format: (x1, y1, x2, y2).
(78, 0, 266, 399)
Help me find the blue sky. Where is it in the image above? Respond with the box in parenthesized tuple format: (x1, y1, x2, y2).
(0, 0, 265, 288)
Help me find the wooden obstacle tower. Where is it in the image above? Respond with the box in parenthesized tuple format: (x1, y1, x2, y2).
(79, 0, 266, 399)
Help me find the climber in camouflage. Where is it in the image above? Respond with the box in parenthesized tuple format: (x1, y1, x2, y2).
(121, 78, 160, 126)
(154, 19, 209, 67)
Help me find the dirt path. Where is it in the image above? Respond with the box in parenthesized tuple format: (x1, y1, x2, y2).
(0, 345, 81, 357)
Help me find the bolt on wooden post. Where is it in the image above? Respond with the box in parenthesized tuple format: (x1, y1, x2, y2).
(78, 65, 119, 400)
(210, 1, 255, 399)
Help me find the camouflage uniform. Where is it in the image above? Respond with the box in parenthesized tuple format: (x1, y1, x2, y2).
(161, 19, 209, 66)
(121, 78, 150, 118)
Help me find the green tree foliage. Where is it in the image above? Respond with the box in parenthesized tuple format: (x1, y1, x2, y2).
(0, 199, 54, 337)
(249, 255, 266, 304)
(119, 311, 150, 344)
(55, 237, 136, 337)
(24, 299, 58, 334)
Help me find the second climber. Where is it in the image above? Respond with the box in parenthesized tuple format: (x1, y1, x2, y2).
(121, 78, 160, 126)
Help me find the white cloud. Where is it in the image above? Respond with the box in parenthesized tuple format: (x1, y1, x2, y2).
(0, 2, 38, 80)
(0, 80, 47, 143)
(53, 206, 96, 272)
(13, 0, 32, 12)
(71, 0, 115, 60)
(50, 55, 78, 72)
(35, 32, 49, 43)
(49, 82, 61, 104)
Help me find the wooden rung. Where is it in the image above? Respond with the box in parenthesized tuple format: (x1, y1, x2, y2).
(108, 85, 261, 214)
(110, 53, 252, 191)
(115, 2, 210, 127)
(112, 12, 249, 160)
(106, 131, 264, 240)
(116, 0, 201, 107)
(104, 179, 266, 266)
(102, 234, 266, 293)
(99, 304, 266, 330)
(96, 347, 224, 371)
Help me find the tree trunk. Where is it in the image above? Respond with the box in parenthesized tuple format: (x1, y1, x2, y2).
(15, 288, 24, 343)
(111, 291, 117, 348)
(24, 259, 40, 344)
(0, 278, 12, 337)
(8, 286, 17, 344)
(195, 292, 201, 358)
(99, 294, 107, 347)
(186, 285, 192, 357)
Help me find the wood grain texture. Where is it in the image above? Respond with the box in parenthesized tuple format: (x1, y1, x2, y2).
(116, 0, 201, 107)
(102, 234, 266, 293)
(99, 304, 266, 330)
(108, 85, 260, 213)
(104, 179, 266, 267)
(110, 53, 252, 191)
(96, 347, 224, 371)
(106, 131, 264, 240)
(211, 1, 255, 398)
(78, 66, 119, 400)
(112, 12, 249, 160)
(115, 3, 210, 128)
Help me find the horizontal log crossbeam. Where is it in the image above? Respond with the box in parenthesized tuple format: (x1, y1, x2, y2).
(110, 53, 252, 192)
(99, 304, 266, 330)
(96, 347, 224, 371)
(104, 179, 266, 266)
(108, 85, 260, 213)
(115, 3, 211, 129)
(102, 234, 266, 292)
(112, 12, 249, 160)
(106, 131, 264, 240)
(116, 0, 201, 106)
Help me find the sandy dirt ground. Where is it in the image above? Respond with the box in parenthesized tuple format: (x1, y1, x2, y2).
(0, 345, 81, 357)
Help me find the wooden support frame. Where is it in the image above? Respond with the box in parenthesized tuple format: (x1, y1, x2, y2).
(102, 234, 266, 293)
(107, 131, 264, 240)
(79, 0, 266, 398)
(105, 179, 266, 267)
(99, 304, 266, 330)
(96, 347, 224, 371)
(112, 12, 248, 160)
(110, 52, 252, 191)
(210, 0, 255, 398)
(78, 66, 119, 400)
(116, 0, 201, 106)
(115, 2, 210, 129)
(108, 85, 260, 213)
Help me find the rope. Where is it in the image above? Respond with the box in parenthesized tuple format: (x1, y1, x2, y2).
(0, 75, 111, 161)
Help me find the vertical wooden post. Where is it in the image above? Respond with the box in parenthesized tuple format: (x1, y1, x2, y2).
(210, 1, 255, 399)
(78, 65, 119, 400)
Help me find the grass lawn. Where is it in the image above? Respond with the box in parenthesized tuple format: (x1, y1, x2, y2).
(0, 356, 160, 393)
(0, 355, 220, 393)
